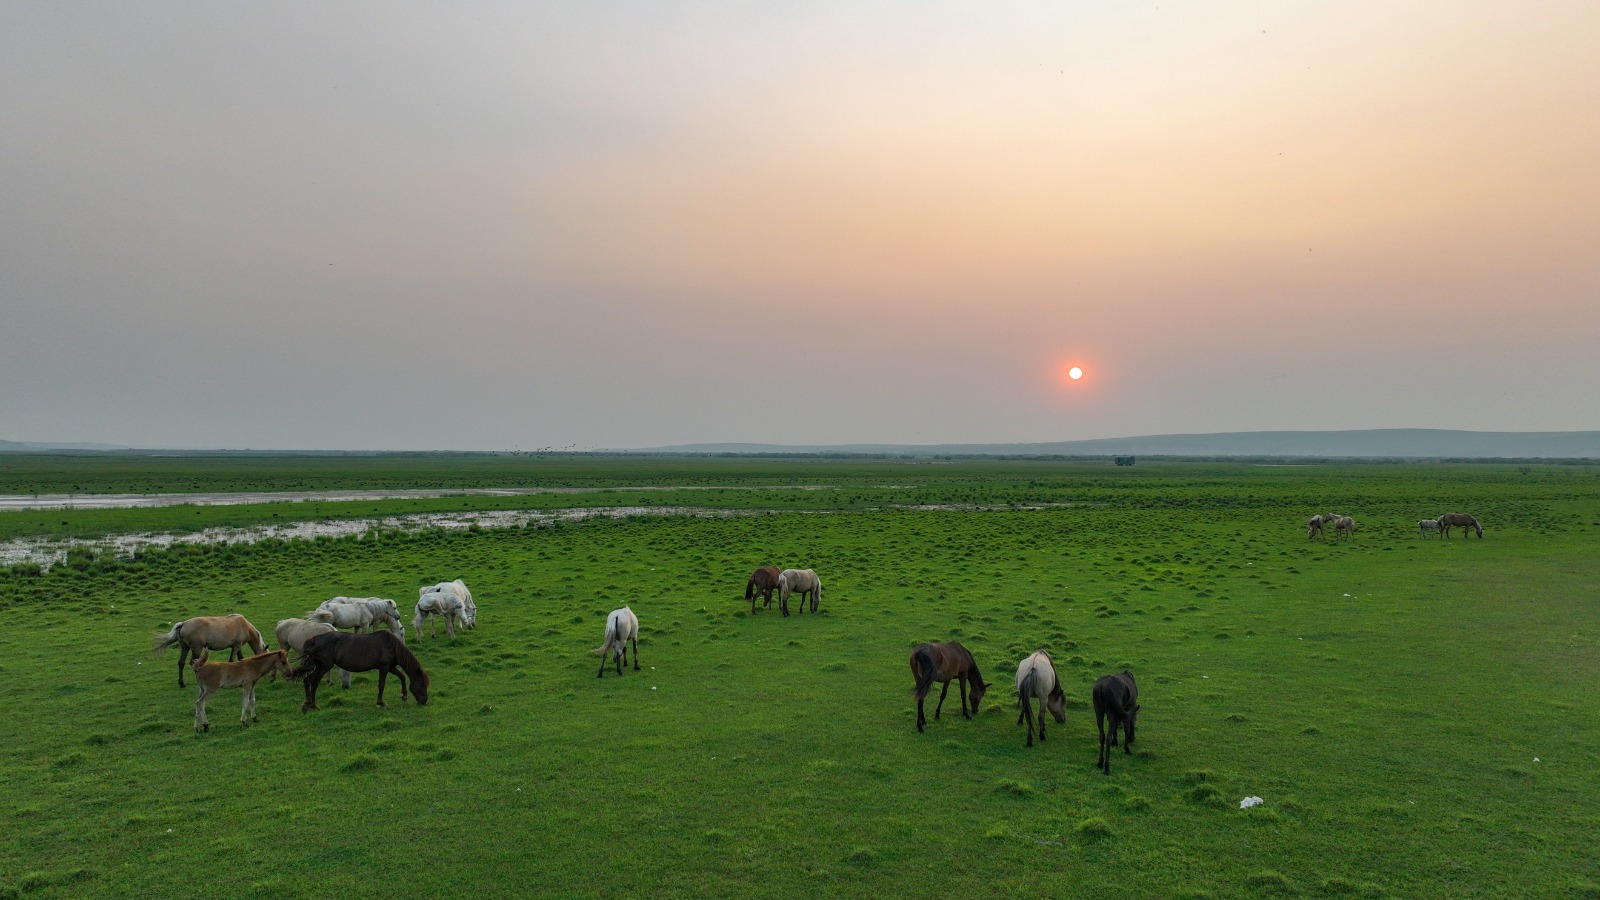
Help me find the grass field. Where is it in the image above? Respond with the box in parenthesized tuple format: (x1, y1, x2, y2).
(2, 458, 1598, 898)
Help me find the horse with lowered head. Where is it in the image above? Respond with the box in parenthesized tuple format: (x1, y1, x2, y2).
(1016, 649, 1067, 747)
(308, 597, 405, 639)
(275, 617, 349, 689)
(1438, 513, 1483, 539)
(414, 590, 471, 639)
(778, 569, 822, 616)
(292, 631, 428, 711)
(593, 606, 640, 678)
(744, 567, 782, 614)
(421, 580, 475, 629)
(154, 614, 267, 688)
(1092, 670, 1140, 776)
(909, 641, 988, 733)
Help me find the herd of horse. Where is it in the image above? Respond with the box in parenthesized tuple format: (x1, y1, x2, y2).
(1306, 511, 1483, 541)
(908, 639, 1141, 773)
(156, 580, 470, 731)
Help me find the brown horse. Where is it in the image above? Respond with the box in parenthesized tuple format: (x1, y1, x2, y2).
(1438, 513, 1483, 539)
(909, 641, 988, 732)
(191, 649, 293, 732)
(154, 614, 268, 688)
(744, 567, 782, 613)
(292, 631, 429, 711)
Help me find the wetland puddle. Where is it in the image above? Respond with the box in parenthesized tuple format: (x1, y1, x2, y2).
(0, 485, 834, 511)
(0, 505, 761, 570)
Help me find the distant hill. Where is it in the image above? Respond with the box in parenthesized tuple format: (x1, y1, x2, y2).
(632, 429, 1600, 459)
(0, 439, 131, 452)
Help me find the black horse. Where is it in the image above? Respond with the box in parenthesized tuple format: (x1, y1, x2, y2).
(292, 631, 429, 711)
(1092, 670, 1139, 775)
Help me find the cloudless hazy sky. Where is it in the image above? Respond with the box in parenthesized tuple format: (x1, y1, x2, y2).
(4, 3, 1597, 450)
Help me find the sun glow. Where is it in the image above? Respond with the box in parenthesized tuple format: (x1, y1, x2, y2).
(1068, 366, 1083, 381)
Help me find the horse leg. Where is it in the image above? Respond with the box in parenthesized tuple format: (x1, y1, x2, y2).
(916, 694, 927, 733)
(615, 647, 623, 676)
(177, 644, 189, 688)
(302, 665, 325, 712)
(241, 685, 253, 726)
(229, 643, 241, 662)
(630, 635, 639, 670)
(1123, 718, 1134, 754)
(957, 675, 971, 719)
(195, 685, 210, 733)
(934, 680, 951, 720)
(1096, 711, 1109, 774)
(376, 668, 388, 707)
(597, 650, 608, 678)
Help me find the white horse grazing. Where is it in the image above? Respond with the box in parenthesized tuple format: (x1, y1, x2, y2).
(413, 591, 470, 639)
(1306, 515, 1325, 540)
(421, 580, 475, 629)
(592, 607, 639, 678)
(1330, 515, 1355, 540)
(1015, 649, 1067, 747)
(777, 569, 823, 616)
(275, 617, 351, 688)
(1418, 518, 1441, 539)
(310, 597, 405, 639)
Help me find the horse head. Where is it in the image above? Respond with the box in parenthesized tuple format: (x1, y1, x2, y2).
(1045, 683, 1067, 723)
(967, 678, 988, 714)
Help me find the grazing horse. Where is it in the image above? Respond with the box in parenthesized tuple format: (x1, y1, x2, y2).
(744, 567, 782, 613)
(593, 607, 640, 677)
(1092, 670, 1140, 776)
(1330, 515, 1355, 540)
(292, 631, 428, 711)
(909, 641, 988, 733)
(275, 617, 350, 689)
(1306, 515, 1325, 540)
(421, 580, 475, 629)
(310, 597, 405, 639)
(1016, 649, 1067, 747)
(1438, 513, 1483, 539)
(777, 569, 823, 616)
(191, 649, 292, 732)
(153, 614, 268, 688)
(414, 590, 470, 639)
(1418, 518, 1441, 539)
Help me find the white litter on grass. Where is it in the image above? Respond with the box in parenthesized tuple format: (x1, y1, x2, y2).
(1344, 593, 1352, 597)
(1534, 757, 1541, 763)
(651, 686, 657, 690)
(1240, 797, 1264, 809)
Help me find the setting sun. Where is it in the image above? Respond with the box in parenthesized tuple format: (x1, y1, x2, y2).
(1069, 366, 1083, 381)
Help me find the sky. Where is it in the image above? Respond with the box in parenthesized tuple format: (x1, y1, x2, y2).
(3, 2, 1597, 450)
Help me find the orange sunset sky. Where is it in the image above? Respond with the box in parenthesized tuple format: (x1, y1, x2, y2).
(3, 3, 1597, 449)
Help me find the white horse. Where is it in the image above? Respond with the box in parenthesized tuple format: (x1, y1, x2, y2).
(1015, 649, 1067, 747)
(309, 597, 405, 639)
(421, 580, 475, 629)
(1329, 515, 1355, 540)
(1306, 515, 1325, 540)
(1418, 518, 1441, 539)
(275, 617, 351, 688)
(413, 591, 470, 639)
(592, 607, 639, 678)
(777, 569, 823, 616)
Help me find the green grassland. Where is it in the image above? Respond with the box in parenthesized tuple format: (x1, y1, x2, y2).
(2, 459, 1598, 897)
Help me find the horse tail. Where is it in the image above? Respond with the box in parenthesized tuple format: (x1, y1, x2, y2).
(910, 646, 936, 700)
(593, 615, 619, 656)
(1019, 669, 1035, 721)
(153, 621, 183, 653)
(744, 578, 755, 601)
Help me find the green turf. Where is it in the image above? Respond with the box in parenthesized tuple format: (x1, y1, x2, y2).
(1, 459, 1597, 897)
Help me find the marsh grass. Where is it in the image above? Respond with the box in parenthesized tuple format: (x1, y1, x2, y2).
(0, 460, 1598, 896)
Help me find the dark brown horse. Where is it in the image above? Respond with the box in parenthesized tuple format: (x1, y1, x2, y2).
(1438, 512, 1483, 539)
(291, 631, 429, 711)
(909, 641, 988, 733)
(1092, 670, 1139, 775)
(744, 567, 782, 613)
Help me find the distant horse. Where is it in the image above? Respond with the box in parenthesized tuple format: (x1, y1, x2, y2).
(292, 631, 428, 711)
(1092, 670, 1140, 776)
(1016, 649, 1067, 747)
(153, 614, 268, 688)
(310, 597, 405, 639)
(593, 607, 640, 677)
(1438, 513, 1483, 539)
(421, 580, 475, 629)
(1418, 518, 1441, 539)
(414, 590, 470, 639)
(1306, 515, 1325, 540)
(275, 617, 349, 689)
(778, 569, 823, 616)
(909, 641, 988, 733)
(1330, 515, 1355, 540)
(744, 567, 782, 614)
(191, 649, 292, 733)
